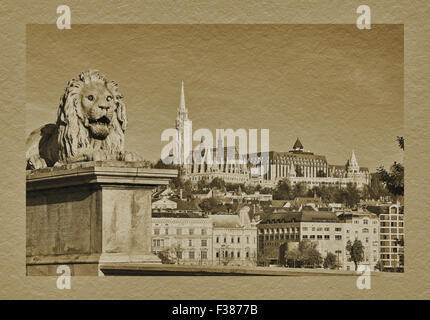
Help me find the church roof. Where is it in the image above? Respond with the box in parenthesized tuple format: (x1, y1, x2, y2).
(293, 138, 303, 150)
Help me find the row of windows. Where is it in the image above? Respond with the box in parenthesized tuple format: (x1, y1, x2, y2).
(353, 219, 377, 225)
(381, 235, 404, 240)
(302, 227, 340, 232)
(303, 235, 331, 240)
(380, 228, 404, 234)
(153, 228, 208, 236)
(381, 222, 404, 227)
(178, 251, 208, 260)
(381, 254, 403, 260)
(264, 234, 343, 241)
(215, 251, 253, 259)
(260, 227, 300, 234)
(261, 224, 378, 234)
(153, 239, 208, 247)
(216, 236, 254, 244)
(345, 228, 377, 234)
(380, 248, 400, 253)
(380, 214, 404, 220)
(264, 234, 299, 241)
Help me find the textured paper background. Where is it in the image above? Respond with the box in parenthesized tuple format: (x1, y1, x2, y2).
(1, 0, 429, 299)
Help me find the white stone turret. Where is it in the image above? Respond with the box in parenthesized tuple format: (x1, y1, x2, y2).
(346, 150, 360, 174)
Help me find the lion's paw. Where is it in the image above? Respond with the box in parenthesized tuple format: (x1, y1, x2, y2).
(90, 150, 109, 162)
(28, 155, 47, 170)
(120, 151, 143, 162)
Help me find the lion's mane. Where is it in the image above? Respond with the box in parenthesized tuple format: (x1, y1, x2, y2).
(57, 70, 127, 162)
(26, 70, 131, 169)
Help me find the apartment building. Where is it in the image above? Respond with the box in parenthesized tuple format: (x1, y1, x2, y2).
(379, 203, 404, 271)
(152, 214, 213, 265)
(258, 209, 380, 270)
(151, 207, 258, 266)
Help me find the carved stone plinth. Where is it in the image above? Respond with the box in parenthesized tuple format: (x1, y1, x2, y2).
(26, 161, 177, 276)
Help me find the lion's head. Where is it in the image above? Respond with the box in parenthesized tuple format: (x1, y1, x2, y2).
(57, 70, 127, 162)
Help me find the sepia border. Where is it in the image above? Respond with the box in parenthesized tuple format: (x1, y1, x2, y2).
(1, 0, 429, 299)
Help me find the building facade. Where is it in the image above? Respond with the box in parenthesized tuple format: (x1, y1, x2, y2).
(151, 207, 258, 266)
(259, 141, 370, 188)
(257, 209, 380, 270)
(338, 210, 380, 271)
(210, 207, 258, 267)
(379, 203, 404, 271)
(257, 211, 345, 266)
(152, 216, 213, 265)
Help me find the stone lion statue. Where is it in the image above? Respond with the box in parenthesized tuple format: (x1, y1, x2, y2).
(26, 70, 140, 170)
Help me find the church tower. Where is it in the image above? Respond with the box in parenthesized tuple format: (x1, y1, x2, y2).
(346, 150, 360, 175)
(176, 81, 188, 134)
(175, 81, 189, 165)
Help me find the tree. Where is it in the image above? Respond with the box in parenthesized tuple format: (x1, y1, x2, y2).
(292, 182, 307, 198)
(374, 260, 384, 272)
(209, 177, 225, 189)
(157, 248, 176, 264)
(284, 240, 323, 268)
(346, 239, 364, 271)
(323, 252, 339, 269)
(171, 243, 184, 264)
(285, 249, 300, 268)
(310, 185, 338, 203)
(377, 136, 404, 199)
(260, 187, 273, 194)
(363, 173, 390, 200)
(197, 177, 209, 192)
(298, 240, 323, 268)
(180, 179, 194, 199)
(218, 244, 233, 266)
(345, 183, 360, 208)
(397, 136, 404, 151)
(377, 163, 404, 198)
(273, 179, 293, 200)
(199, 198, 220, 213)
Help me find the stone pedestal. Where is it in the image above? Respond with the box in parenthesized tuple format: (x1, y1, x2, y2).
(26, 161, 177, 276)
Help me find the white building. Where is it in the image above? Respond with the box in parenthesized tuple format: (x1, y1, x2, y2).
(152, 215, 213, 265)
(209, 207, 258, 266)
(338, 210, 380, 271)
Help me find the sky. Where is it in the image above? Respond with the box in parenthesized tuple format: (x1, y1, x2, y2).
(26, 24, 403, 171)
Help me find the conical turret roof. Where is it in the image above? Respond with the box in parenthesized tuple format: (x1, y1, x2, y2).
(293, 138, 303, 150)
(348, 150, 359, 168)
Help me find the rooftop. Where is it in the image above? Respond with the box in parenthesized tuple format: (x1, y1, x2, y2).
(260, 210, 339, 224)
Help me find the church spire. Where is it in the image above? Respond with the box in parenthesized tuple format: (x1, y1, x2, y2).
(349, 150, 359, 168)
(176, 81, 188, 130)
(179, 80, 186, 112)
(346, 150, 360, 174)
